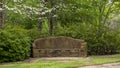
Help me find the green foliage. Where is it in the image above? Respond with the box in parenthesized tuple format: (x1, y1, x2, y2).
(27, 28, 49, 41)
(87, 30, 120, 55)
(2, 0, 120, 56)
(27, 22, 50, 40)
(0, 28, 31, 62)
(55, 23, 120, 55)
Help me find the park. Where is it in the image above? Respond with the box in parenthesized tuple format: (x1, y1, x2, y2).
(0, 0, 120, 68)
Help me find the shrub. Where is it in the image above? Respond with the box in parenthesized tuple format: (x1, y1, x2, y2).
(86, 30, 120, 55)
(27, 28, 49, 41)
(0, 28, 31, 62)
(55, 23, 120, 55)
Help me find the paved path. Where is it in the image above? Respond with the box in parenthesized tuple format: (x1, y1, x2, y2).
(79, 62, 120, 68)
(40, 57, 120, 68)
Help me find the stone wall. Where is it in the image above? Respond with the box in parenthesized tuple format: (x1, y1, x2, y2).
(32, 36, 87, 57)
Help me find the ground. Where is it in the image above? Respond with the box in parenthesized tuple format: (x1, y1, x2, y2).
(0, 54, 120, 68)
(79, 62, 120, 68)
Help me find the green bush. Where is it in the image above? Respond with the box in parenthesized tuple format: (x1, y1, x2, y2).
(55, 23, 120, 55)
(27, 28, 49, 41)
(86, 30, 120, 55)
(0, 28, 31, 62)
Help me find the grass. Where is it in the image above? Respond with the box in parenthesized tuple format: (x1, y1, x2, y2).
(0, 54, 120, 68)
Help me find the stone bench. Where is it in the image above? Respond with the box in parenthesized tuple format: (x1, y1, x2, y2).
(32, 36, 87, 57)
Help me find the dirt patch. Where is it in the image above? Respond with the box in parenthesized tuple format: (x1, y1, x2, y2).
(40, 57, 85, 63)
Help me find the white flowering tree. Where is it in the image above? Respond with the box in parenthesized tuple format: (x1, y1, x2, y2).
(3, 0, 120, 34)
(5, 0, 63, 34)
(4, 0, 39, 29)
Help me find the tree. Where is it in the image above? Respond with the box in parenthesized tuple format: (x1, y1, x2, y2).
(39, 0, 61, 35)
(0, 0, 4, 29)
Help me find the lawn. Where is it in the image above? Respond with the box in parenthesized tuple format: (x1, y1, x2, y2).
(0, 54, 120, 68)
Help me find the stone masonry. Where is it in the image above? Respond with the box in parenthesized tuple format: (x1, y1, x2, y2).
(32, 36, 87, 57)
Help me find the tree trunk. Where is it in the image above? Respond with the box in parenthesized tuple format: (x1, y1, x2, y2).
(49, 15, 53, 35)
(0, 0, 4, 29)
(48, 1, 54, 35)
(44, 0, 57, 35)
(38, 18, 43, 31)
